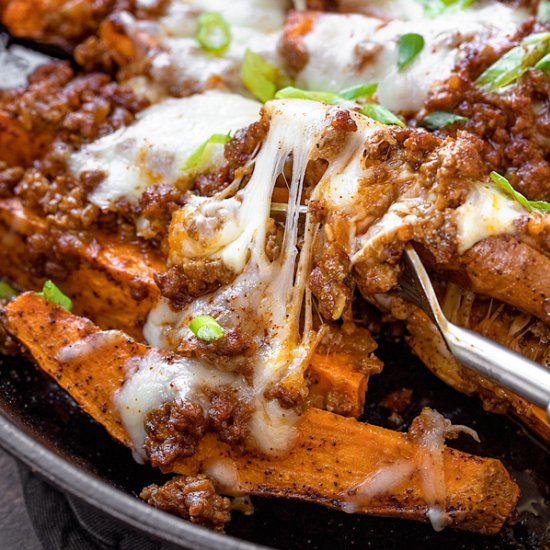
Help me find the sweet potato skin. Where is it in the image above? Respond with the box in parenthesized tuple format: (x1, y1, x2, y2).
(437, 236, 550, 323)
(2, 292, 520, 535)
(2, 292, 134, 445)
(0, 198, 163, 340)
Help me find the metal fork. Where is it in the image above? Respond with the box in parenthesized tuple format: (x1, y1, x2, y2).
(397, 245, 550, 421)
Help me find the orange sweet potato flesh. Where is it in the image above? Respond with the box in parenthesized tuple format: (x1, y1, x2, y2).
(308, 353, 368, 417)
(2, 292, 520, 534)
(0, 198, 163, 341)
(0, 198, 369, 416)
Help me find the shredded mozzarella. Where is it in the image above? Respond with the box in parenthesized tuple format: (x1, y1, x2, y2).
(455, 183, 526, 253)
(69, 91, 261, 210)
(121, 0, 289, 95)
(296, 4, 528, 112)
(141, 100, 329, 454)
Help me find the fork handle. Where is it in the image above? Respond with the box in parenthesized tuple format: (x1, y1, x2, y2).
(443, 322, 550, 422)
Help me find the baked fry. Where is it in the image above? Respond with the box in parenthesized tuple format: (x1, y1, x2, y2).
(2, 292, 520, 535)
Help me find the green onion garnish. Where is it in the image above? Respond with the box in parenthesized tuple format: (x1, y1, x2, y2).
(361, 104, 405, 127)
(338, 83, 378, 101)
(490, 171, 550, 213)
(189, 315, 225, 342)
(397, 33, 425, 72)
(37, 280, 73, 311)
(196, 12, 231, 55)
(476, 33, 550, 92)
(417, 0, 474, 17)
(419, 111, 468, 130)
(275, 86, 338, 103)
(242, 49, 281, 103)
(0, 281, 17, 299)
(535, 52, 550, 78)
(182, 132, 232, 172)
(275, 82, 378, 105)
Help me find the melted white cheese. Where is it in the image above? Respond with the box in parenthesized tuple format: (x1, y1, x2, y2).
(69, 91, 261, 209)
(340, 408, 479, 531)
(136, 98, 538, 465)
(115, 349, 236, 462)
(56, 330, 127, 363)
(145, 99, 329, 454)
(297, 4, 528, 112)
(335, 0, 426, 18)
(455, 183, 526, 253)
(121, 0, 289, 95)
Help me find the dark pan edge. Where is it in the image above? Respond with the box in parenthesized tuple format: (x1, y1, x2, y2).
(0, 409, 269, 550)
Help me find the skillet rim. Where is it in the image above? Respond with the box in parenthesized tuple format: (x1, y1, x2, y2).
(0, 406, 269, 550)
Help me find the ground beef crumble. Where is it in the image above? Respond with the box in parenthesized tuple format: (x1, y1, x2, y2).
(145, 400, 208, 468)
(421, 21, 550, 200)
(0, 62, 148, 236)
(140, 475, 231, 531)
(144, 389, 252, 468)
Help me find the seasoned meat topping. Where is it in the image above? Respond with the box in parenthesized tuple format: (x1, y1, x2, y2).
(422, 22, 550, 201)
(140, 475, 231, 531)
(144, 389, 252, 467)
(154, 260, 236, 310)
(144, 400, 208, 467)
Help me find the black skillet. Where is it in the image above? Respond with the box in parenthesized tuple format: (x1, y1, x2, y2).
(0, 33, 549, 550)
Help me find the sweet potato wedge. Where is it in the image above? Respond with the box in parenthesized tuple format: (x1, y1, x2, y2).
(437, 236, 550, 323)
(0, 198, 163, 341)
(0, 198, 370, 417)
(2, 292, 520, 534)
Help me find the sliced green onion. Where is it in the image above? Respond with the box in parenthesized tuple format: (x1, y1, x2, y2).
(196, 12, 231, 55)
(189, 315, 225, 342)
(37, 280, 73, 311)
(275, 86, 338, 103)
(538, 0, 550, 22)
(338, 83, 378, 101)
(242, 49, 281, 103)
(0, 281, 17, 299)
(182, 132, 232, 172)
(361, 103, 405, 127)
(529, 200, 550, 212)
(417, 0, 474, 17)
(419, 111, 468, 130)
(397, 33, 425, 72)
(490, 171, 550, 213)
(476, 33, 550, 92)
(535, 51, 550, 76)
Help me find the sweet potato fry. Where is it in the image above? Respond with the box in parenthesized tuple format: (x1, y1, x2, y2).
(437, 236, 550, 323)
(0, 198, 163, 340)
(307, 353, 368, 417)
(2, 292, 520, 534)
(0, 198, 369, 417)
